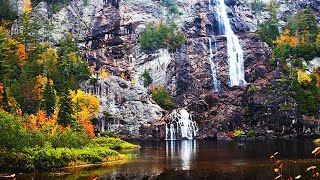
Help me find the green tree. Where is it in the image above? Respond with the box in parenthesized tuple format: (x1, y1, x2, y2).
(265, 0, 279, 26)
(141, 69, 153, 87)
(57, 85, 75, 127)
(151, 87, 174, 110)
(257, 22, 279, 46)
(294, 8, 319, 41)
(0, 0, 18, 23)
(42, 81, 55, 116)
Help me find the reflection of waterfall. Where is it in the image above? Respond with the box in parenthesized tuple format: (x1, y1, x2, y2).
(209, 37, 219, 91)
(165, 140, 197, 170)
(165, 109, 198, 140)
(211, 0, 246, 87)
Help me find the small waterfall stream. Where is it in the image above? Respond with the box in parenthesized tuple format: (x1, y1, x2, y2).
(209, 37, 219, 91)
(165, 109, 198, 140)
(211, 0, 246, 87)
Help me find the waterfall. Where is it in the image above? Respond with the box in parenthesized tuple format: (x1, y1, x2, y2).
(212, 0, 246, 87)
(165, 109, 198, 140)
(209, 37, 219, 91)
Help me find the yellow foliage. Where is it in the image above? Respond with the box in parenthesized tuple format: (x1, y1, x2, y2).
(23, 0, 32, 15)
(90, 66, 95, 74)
(70, 90, 100, 137)
(100, 68, 109, 78)
(70, 90, 101, 121)
(297, 70, 312, 84)
(0, 26, 9, 36)
(8, 38, 19, 46)
(32, 75, 47, 100)
(37, 48, 58, 76)
(120, 73, 125, 79)
(16, 44, 28, 66)
(67, 52, 80, 63)
(316, 33, 320, 45)
(275, 29, 299, 47)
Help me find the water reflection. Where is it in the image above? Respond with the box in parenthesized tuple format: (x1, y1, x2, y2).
(16, 140, 320, 180)
(166, 140, 198, 170)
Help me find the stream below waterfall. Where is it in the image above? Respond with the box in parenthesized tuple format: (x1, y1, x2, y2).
(17, 140, 320, 180)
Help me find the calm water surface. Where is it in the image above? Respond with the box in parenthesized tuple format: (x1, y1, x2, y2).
(17, 140, 320, 180)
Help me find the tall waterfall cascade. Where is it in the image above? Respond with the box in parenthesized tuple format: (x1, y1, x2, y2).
(165, 109, 198, 140)
(211, 0, 246, 87)
(209, 37, 219, 91)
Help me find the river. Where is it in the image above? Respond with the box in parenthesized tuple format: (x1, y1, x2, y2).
(17, 140, 320, 179)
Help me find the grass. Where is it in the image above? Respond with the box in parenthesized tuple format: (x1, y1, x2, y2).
(0, 137, 139, 172)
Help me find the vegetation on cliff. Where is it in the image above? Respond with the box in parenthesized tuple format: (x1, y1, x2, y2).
(258, 4, 320, 118)
(140, 22, 186, 53)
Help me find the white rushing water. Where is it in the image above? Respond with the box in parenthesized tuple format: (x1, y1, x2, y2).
(209, 37, 219, 91)
(212, 0, 246, 87)
(165, 109, 198, 140)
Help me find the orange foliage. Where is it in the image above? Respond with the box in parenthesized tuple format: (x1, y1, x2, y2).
(275, 29, 299, 47)
(25, 109, 58, 130)
(79, 119, 95, 138)
(90, 66, 95, 74)
(16, 44, 28, 66)
(0, 83, 3, 101)
(314, 67, 320, 87)
(226, 132, 234, 137)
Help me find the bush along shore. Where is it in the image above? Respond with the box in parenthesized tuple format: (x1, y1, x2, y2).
(0, 111, 139, 173)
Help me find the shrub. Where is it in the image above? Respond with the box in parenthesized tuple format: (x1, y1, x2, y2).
(89, 137, 139, 150)
(141, 69, 153, 87)
(151, 87, 174, 109)
(48, 129, 90, 148)
(104, 111, 113, 121)
(290, 74, 320, 117)
(257, 23, 279, 46)
(0, 111, 31, 150)
(233, 129, 245, 137)
(226, 132, 234, 137)
(248, 85, 261, 93)
(140, 22, 185, 53)
(247, 130, 257, 137)
(100, 131, 116, 138)
(0, 137, 138, 171)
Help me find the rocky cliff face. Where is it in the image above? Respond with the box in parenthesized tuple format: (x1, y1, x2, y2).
(24, 0, 320, 139)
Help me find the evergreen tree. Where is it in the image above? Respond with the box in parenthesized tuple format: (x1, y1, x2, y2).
(141, 69, 153, 87)
(57, 85, 75, 127)
(43, 81, 55, 116)
(294, 8, 319, 41)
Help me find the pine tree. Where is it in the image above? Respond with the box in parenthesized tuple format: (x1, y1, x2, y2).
(57, 85, 75, 127)
(43, 81, 55, 116)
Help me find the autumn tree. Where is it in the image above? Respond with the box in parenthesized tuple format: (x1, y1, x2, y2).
(70, 90, 100, 137)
